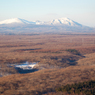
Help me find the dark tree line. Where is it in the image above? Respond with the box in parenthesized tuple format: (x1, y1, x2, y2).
(55, 80, 95, 95)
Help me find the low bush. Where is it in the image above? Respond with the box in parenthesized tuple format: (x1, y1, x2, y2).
(66, 49, 81, 55)
(55, 80, 95, 95)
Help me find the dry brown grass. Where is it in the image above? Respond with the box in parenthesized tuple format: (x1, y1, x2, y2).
(0, 34, 95, 94)
(0, 65, 95, 95)
(0, 34, 95, 65)
(77, 53, 95, 66)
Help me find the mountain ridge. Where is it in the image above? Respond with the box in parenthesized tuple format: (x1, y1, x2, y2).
(0, 17, 82, 27)
(0, 17, 94, 34)
(0, 18, 36, 25)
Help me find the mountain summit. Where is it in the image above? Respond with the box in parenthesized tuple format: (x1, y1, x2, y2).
(0, 18, 36, 24)
(49, 17, 82, 26)
(0, 17, 82, 27)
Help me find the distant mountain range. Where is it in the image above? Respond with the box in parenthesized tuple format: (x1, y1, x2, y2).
(0, 17, 94, 34)
(0, 17, 82, 26)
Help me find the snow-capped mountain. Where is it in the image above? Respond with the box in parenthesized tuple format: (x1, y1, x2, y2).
(35, 17, 82, 26)
(49, 17, 82, 26)
(0, 18, 36, 24)
(0, 17, 94, 34)
(0, 17, 82, 27)
(35, 20, 49, 25)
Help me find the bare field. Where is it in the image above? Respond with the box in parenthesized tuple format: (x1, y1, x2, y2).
(0, 34, 95, 95)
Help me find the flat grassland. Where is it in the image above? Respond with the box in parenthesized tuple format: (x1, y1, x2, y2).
(0, 34, 95, 95)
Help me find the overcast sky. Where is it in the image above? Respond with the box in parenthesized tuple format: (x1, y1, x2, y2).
(0, 0, 95, 27)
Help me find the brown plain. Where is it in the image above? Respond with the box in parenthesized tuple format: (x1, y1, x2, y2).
(0, 34, 95, 95)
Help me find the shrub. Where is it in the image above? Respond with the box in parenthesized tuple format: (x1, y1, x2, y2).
(66, 49, 81, 55)
(55, 80, 95, 95)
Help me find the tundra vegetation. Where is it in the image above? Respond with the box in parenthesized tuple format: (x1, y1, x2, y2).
(0, 34, 95, 95)
(55, 80, 95, 95)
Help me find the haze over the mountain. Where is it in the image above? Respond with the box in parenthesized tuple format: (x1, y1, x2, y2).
(0, 17, 82, 27)
(0, 17, 94, 34)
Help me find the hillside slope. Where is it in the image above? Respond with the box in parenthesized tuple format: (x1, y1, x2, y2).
(0, 64, 95, 95)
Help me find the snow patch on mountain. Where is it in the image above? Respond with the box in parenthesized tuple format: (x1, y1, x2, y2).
(35, 20, 44, 25)
(18, 18, 36, 24)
